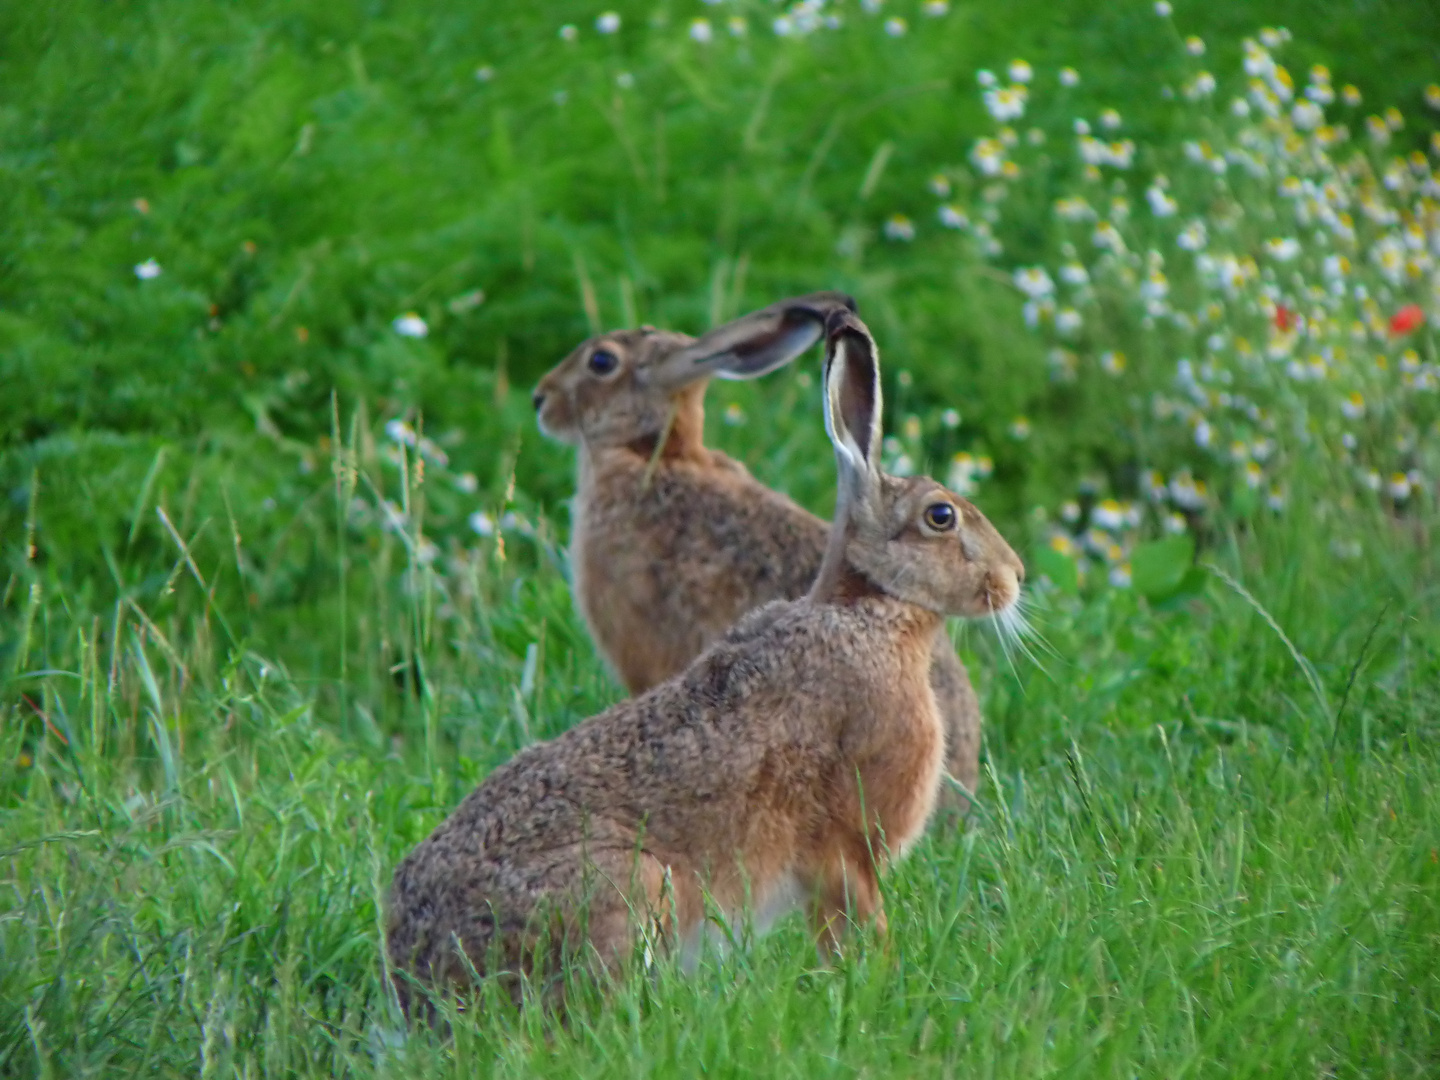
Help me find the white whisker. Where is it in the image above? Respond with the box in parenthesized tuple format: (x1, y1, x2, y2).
(1009, 590, 1064, 662)
(988, 604, 1025, 688)
(990, 591, 1055, 681)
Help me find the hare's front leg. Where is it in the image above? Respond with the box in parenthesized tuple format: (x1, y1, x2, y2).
(807, 843, 886, 957)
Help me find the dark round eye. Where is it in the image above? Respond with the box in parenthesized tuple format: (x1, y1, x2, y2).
(923, 502, 958, 531)
(587, 349, 619, 376)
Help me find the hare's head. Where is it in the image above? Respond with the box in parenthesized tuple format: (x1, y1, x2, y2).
(820, 309, 1024, 621)
(533, 292, 857, 448)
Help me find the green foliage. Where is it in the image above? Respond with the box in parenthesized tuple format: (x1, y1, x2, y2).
(1128, 534, 1195, 599)
(2, 0, 1439, 1075)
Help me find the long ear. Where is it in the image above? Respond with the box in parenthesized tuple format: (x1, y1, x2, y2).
(647, 291, 857, 388)
(810, 308, 883, 603)
(822, 309, 883, 483)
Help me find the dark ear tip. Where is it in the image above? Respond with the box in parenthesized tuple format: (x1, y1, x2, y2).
(812, 291, 856, 315)
(824, 307, 865, 341)
(789, 291, 857, 324)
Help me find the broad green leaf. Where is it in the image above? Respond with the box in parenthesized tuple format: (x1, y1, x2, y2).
(1032, 544, 1080, 595)
(1130, 535, 1196, 600)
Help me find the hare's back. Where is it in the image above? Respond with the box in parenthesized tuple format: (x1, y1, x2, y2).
(400, 595, 875, 885)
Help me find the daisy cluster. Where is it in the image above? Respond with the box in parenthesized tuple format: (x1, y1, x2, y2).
(555, 0, 953, 49)
(920, 22, 1438, 588)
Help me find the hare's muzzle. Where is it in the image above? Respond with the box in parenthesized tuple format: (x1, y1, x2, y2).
(983, 561, 1024, 615)
(532, 391, 547, 411)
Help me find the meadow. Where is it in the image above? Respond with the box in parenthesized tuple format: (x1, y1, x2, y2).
(2, 0, 1439, 1075)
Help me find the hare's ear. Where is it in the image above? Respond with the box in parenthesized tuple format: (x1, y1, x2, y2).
(823, 309, 883, 485)
(648, 291, 857, 388)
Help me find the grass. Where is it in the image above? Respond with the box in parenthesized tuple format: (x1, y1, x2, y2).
(3, 0, 1439, 1076)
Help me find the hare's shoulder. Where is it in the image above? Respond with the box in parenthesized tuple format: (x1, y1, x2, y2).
(688, 597, 920, 699)
(583, 450, 824, 563)
(663, 455, 829, 559)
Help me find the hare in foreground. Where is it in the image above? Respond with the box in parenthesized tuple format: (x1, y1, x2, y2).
(387, 308, 1024, 1011)
(532, 292, 986, 799)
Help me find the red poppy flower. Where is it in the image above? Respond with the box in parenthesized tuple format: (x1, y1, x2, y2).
(1273, 305, 1295, 333)
(1389, 303, 1425, 337)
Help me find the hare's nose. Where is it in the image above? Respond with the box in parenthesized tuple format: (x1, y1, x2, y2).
(531, 391, 546, 412)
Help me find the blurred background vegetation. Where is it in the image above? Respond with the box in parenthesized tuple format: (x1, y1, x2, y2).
(3, 0, 1436, 682)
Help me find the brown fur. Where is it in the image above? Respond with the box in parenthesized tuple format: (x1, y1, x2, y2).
(534, 299, 985, 797)
(387, 307, 1023, 1014)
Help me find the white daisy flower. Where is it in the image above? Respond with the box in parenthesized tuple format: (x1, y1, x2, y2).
(393, 313, 429, 338)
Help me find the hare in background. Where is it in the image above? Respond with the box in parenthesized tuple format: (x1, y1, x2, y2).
(387, 306, 1024, 1012)
(532, 293, 986, 802)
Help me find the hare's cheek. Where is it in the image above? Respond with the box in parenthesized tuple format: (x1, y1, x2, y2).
(537, 397, 575, 439)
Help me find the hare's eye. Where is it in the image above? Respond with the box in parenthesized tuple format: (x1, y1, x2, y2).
(587, 349, 620, 376)
(923, 502, 958, 532)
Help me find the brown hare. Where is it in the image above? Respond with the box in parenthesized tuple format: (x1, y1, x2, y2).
(532, 293, 986, 800)
(386, 307, 1024, 1013)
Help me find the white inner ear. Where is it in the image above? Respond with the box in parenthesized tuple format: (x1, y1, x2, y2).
(864, 367, 883, 464)
(823, 349, 868, 473)
(855, 341, 883, 466)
